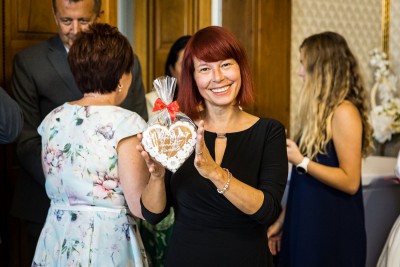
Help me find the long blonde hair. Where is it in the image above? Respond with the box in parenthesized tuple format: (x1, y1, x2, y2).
(296, 32, 373, 159)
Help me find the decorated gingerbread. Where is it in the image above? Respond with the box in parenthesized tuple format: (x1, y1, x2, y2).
(142, 76, 196, 172)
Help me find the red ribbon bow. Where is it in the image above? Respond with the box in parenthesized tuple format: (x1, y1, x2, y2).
(152, 98, 180, 121)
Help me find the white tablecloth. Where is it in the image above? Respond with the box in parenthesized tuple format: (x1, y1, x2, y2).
(362, 156, 397, 186)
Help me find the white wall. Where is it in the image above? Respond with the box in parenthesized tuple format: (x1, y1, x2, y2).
(390, 0, 400, 78)
(118, 0, 134, 45)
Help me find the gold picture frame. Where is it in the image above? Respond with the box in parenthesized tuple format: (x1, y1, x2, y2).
(382, 0, 391, 57)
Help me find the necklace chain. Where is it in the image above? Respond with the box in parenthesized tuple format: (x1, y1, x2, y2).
(84, 93, 102, 98)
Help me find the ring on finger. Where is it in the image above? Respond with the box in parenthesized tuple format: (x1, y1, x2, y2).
(196, 151, 203, 155)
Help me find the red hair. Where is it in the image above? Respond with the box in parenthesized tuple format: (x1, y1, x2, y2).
(178, 26, 254, 120)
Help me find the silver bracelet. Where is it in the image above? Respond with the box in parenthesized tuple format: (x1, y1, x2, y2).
(217, 168, 231, 194)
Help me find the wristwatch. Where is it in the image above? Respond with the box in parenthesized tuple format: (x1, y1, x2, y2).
(296, 157, 310, 174)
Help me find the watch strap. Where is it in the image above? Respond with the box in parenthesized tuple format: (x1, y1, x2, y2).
(296, 157, 310, 174)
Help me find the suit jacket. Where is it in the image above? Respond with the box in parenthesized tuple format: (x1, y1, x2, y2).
(0, 87, 23, 144)
(11, 35, 148, 224)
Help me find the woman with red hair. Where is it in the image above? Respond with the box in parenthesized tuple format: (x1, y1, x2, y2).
(138, 26, 288, 266)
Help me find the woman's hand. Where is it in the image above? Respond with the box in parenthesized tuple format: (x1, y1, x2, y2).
(267, 219, 283, 256)
(286, 138, 304, 165)
(194, 120, 220, 179)
(136, 133, 165, 179)
(137, 133, 167, 215)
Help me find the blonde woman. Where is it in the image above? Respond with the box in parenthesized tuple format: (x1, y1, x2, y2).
(268, 31, 373, 267)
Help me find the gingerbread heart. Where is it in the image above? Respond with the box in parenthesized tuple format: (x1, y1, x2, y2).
(142, 121, 197, 172)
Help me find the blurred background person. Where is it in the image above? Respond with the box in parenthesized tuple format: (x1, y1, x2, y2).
(267, 31, 373, 267)
(0, 87, 23, 144)
(32, 23, 149, 266)
(0, 87, 23, 249)
(138, 26, 288, 266)
(146, 35, 191, 118)
(10, 0, 148, 261)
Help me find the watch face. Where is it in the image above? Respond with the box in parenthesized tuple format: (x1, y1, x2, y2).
(296, 166, 306, 174)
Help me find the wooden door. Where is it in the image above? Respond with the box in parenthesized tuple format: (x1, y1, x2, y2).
(135, 0, 290, 130)
(0, 1, 117, 266)
(134, 0, 212, 92)
(222, 0, 291, 130)
(0, 1, 6, 263)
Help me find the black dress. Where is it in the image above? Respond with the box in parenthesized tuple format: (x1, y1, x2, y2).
(142, 118, 288, 267)
(279, 141, 366, 267)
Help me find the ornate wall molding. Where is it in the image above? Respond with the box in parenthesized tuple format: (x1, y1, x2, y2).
(389, 0, 400, 78)
(382, 0, 390, 56)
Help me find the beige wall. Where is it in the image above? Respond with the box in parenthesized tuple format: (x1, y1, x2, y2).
(390, 0, 400, 77)
(290, 0, 383, 135)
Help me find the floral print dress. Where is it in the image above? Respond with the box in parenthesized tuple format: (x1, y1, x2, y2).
(32, 103, 148, 267)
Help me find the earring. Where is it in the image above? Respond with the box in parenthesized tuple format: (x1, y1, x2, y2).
(238, 101, 243, 111)
(118, 83, 123, 93)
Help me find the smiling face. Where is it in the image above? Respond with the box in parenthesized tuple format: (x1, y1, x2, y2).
(53, 0, 99, 49)
(193, 57, 241, 108)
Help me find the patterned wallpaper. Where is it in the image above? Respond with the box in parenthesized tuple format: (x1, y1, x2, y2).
(290, 0, 382, 134)
(390, 0, 400, 78)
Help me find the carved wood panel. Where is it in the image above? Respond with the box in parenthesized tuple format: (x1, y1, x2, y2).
(222, 0, 291, 130)
(154, 0, 193, 78)
(134, 0, 211, 92)
(135, 0, 290, 129)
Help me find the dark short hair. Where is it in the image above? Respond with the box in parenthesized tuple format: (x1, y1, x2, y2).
(52, 0, 102, 16)
(178, 26, 254, 120)
(165, 35, 191, 76)
(68, 23, 134, 94)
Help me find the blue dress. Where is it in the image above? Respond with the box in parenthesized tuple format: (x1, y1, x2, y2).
(32, 103, 149, 267)
(279, 141, 366, 267)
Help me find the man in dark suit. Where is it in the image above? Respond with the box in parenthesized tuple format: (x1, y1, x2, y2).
(10, 0, 148, 261)
(0, 88, 23, 144)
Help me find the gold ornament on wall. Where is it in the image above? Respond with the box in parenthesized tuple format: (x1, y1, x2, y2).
(382, 0, 390, 57)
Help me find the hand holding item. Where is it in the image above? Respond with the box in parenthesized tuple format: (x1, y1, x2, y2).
(141, 76, 197, 172)
(137, 133, 165, 179)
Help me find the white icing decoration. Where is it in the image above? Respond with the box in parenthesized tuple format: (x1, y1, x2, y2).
(142, 121, 197, 172)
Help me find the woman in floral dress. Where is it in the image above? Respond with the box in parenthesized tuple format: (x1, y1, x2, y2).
(32, 23, 149, 267)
